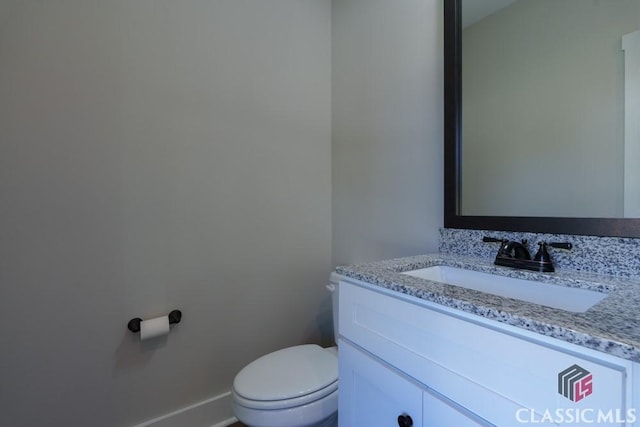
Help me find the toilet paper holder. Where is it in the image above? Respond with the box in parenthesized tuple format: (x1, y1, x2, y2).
(127, 310, 182, 333)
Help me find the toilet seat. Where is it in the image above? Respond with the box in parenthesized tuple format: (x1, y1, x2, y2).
(234, 380, 337, 410)
(233, 344, 338, 410)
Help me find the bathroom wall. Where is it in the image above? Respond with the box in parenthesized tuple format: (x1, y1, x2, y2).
(332, 0, 444, 266)
(0, 1, 331, 426)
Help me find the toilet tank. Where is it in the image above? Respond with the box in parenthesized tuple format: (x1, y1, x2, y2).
(328, 272, 341, 343)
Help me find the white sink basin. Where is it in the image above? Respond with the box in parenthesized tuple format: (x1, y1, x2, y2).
(402, 266, 607, 313)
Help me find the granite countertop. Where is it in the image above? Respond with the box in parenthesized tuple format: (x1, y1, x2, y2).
(335, 253, 640, 362)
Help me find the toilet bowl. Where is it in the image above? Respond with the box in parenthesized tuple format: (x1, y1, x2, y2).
(231, 275, 340, 427)
(232, 344, 338, 427)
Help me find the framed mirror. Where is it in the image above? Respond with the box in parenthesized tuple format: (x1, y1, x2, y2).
(444, 0, 640, 237)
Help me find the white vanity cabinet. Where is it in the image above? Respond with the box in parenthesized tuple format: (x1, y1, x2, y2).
(339, 341, 424, 427)
(338, 279, 637, 427)
(340, 340, 489, 426)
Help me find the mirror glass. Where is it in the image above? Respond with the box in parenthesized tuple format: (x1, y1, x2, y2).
(460, 0, 640, 218)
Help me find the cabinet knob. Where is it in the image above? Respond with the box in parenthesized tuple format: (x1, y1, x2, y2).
(397, 414, 413, 427)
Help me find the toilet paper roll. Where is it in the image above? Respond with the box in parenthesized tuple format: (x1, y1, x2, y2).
(140, 316, 170, 341)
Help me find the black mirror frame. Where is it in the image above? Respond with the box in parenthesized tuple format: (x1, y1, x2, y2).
(443, 0, 640, 238)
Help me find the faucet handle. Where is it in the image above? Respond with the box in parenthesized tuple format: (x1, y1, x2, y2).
(548, 242, 573, 250)
(533, 241, 572, 271)
(534, 242, 551, 262)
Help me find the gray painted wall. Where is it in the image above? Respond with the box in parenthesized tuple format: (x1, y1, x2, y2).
(461, 0, 639, 217)
(0, 0, 445, 425)
(332, 0, 444, 266)
(0, 1, 331, 426)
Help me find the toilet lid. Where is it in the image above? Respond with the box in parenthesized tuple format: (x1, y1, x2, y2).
(233, 344, 338, 402)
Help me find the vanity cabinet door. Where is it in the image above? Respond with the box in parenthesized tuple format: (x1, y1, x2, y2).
(339, 339, 494, 427)
(339, 340, 423, 427)
(423, 388, 494, 427)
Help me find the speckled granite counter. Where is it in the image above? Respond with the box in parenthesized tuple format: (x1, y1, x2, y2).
(335, 254, 640, 362)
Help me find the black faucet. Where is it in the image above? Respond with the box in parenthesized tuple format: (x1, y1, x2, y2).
(483, 237, 572, 272)
(497, 240, 531, 260)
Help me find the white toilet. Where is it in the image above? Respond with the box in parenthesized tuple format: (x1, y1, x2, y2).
(231, 274, 340, 427)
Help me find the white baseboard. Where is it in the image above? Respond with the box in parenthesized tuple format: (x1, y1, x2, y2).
(211, 417, 239, 427)
(134, 391, 237, 427)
